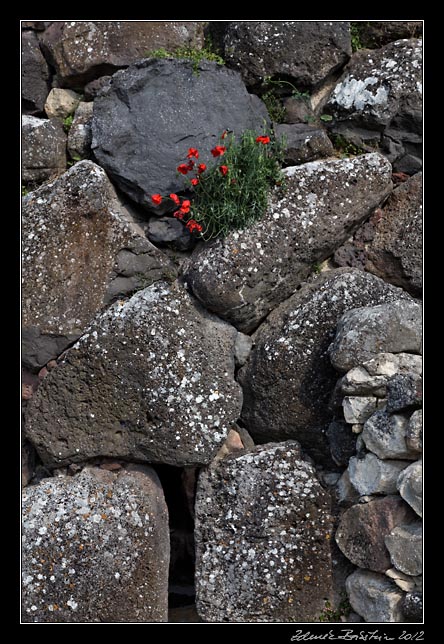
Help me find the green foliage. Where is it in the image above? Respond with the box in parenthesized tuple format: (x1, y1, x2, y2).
(350, 23, 364, 52)
(320, 114, 333, 123)
(63, 114, 74, 133)
(191, 130, 285, 240)
(146, 46, 225, 74)
(318, 597, 352, 623)
(312, 262, 322, 274)
(331, 134, 364, 157)
(262, 90, 286, 123)
(67, 153, 83, 168)
(22, 185, 29, 197)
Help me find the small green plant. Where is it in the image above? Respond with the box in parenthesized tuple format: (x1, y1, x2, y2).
(150, 130, 285, 240)
(63, 114, 74, 133)
(312, 262, 322, 274)
(264, 76, 309, 100)
(22, 185, 29, 197)
(318, 597, 352, 622)
(146, 46, 224, 74)
(67, 153, 83, 168)
(350, 23, 364, 53)
(262, 90, 286, 122)
(320, 114, 333, 123)
(331, 134, 364, 157)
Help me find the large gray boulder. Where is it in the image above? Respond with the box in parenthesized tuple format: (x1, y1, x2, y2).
(185, 154, 393, 333)
(22, 116, 66, 184)
(223, 21, 351, 89)
(238, 269, 411, 464)
(335, 496, 416, 572)
(326, 39, 422, 173)
(346, 570, 405, 622)
(40, 21, 205, 88)
(195, 442, 334, 622)
(22, 160, 175, 371)
(22, 31, 51, 115)
(362, 410, 418, 460)
(22, 465, 169, 622)
(92, 58, 269, 208)
(329, 299, 422, 373)
(25, 281, 243, 468)
(348, 453, 410, 496)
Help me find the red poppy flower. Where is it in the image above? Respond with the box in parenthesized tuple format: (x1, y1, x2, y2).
(197, 163, 207, 174)
(169, 193, 180, 205)
(186, 219, 203, 233)
(191, 178, 199, 186)
(219, 165, 229, 176)
(177, 163, 190, 175)
(256, 135, 271, 145)
(173, 210, 184, 220)
(151, 194, 162, 205)
(211, 145, 226, 157)
(187, 148, 199, 159)
(187, 160, 195, 171)
(221, 130, 228, 139)
(179, 199, 191, 214)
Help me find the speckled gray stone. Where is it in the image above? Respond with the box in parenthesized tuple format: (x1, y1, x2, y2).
(362, 410, 418, 460)
(223, 21, 351, 88)
(195, 442, 334, 622)
(44, 88, 81, 119)
(185, 154, 393, 333)
(348, 453, 410, 496)
(22, 160, 175, 371)
(22, 30, 51, 115)
(25, 281, 243, 467)
(67, 101, 93, 159)
(335, 495, 416, 572)
(406, 410, 422, 453)
(22, 115, 66, 184)
(329, 299, 422, 373)
(21, 465, 169, 622)
(238, 268, 412, 464)
(397, 460, 422, 517)
(385, 522, 422, 576)
(346, 570, 405, 622)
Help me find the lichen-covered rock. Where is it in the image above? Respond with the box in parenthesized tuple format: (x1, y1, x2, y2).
(92, 58, 268, 208)
(335, 495, 416, 572)
(326, 39, 422, 173)
(21, 465, 169, 622)
(346, 569, 405, 622)
(223, 21, 351, 89)
(146, 216, 194, 252)
(22, 160, 175, 371)
(44, 88, 81, 119)
(402, 592, 423, 622)
(329, 300, 422, 373)
(397, 460, 422, 517)
(25, 281, 243, 468)
(40, 21, 205, 88)
(406, 410, 422, 454)
(348, 453, 410, 496)
(326, 420, 356, 467)
(195, 442, 334, 622)
(238, 269, 411, 464)
(362, 410, 418, 460)
(273, 123, 334, 164)
(185, 154, 393, 333)
(385, 522, 422, 576)
(342, 396, 379, 424)
(352, 21, 423, 49)
(386, 373, 422, 413)
(22, 31, 51, 115)
(67, 101, 94, 159)
(22, 115, 66, 184)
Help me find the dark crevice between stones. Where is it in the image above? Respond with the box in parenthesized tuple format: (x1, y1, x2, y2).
(152, 464, 199, 621)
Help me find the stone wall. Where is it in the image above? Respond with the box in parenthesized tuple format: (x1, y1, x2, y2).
(21, 20, 423, 624)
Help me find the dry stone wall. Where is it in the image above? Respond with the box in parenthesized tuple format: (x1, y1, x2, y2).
(21, 20, 422, 624)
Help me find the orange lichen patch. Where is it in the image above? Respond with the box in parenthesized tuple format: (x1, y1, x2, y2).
(325, 533, 331, 540)
(101, 514, 108, 520)
(107, 491, 113, 499)
(262, 597, 269, 604)
(232, 248, 239, 254)
(82, 513, 91, 520)
(78, 544, 84, 551)
(288, 597, 294, 604)
(304, 575, 311, 582)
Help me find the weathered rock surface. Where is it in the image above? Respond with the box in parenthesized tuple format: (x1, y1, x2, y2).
(273, 123, 334, 164)
(326, 420, 356, 467)
(22, 31, 51, 115)
(397, 461, 422, 517)
(401, 592, 423, 622)
(386, 373, 422, 413)
(67, 101, 94, 160)
(335, 495, 416, 572)
(22, 116, 66, 184)
(329, 299, 422, 373)
(346, 569, 405, 622)
(385, 523, 422, 576)
(185, 154, 393, 333)
(362, 410, 418, 460)
(340, 367, 387, 397)
(44, 88, 81, 119)
(22, 160, 175, 371)
(22, 465, 169, 622)
(334, 172, 422, 297)
(92, 58, 268, 207)
(40, 21, 205, 88)
(195, 442, 334, 622)
(342, 396, 379, 424)
(146, 217, 194, 251)
(352, 22, 423, 49)
(25, 281, 243, 468)
(223, 21, 351, 89)
(348, 453, 409, 496)
(238, 269, 411, 463)
(326, 39, 422, 173)
(406, 410, 422, 453)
